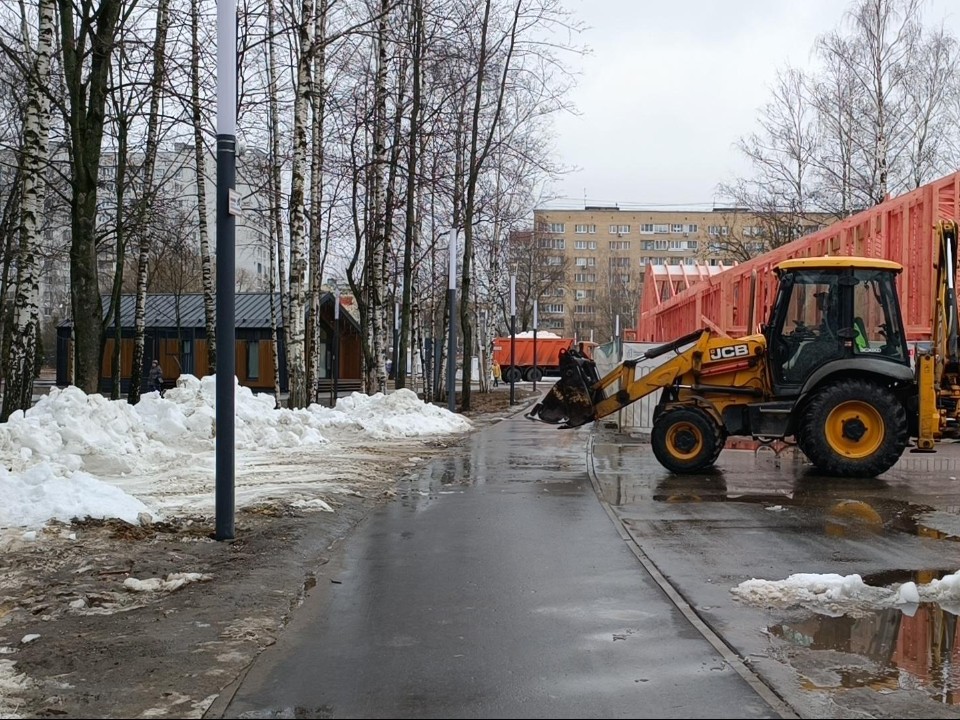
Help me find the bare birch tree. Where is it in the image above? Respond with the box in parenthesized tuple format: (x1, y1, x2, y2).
(191, 0, 216, 371)
(285, 0, 315, 408)
(128, 0, 172, 404)
(2, 0, 54, 420)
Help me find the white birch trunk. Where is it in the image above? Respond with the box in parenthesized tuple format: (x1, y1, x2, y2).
(2, 0, 54, 419)
(286, 0, 315, 409)
(367, 0, 390, 395)
(192, 0, 216, 371)
(129, 0, 171, 404)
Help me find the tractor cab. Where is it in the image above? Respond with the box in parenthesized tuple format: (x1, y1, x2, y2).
(765, 257, 910, 395)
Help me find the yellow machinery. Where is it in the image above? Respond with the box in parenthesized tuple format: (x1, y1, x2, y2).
(527, 221, 960, 477)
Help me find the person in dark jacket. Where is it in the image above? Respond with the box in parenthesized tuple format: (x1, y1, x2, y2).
(149, 360, 164, 395)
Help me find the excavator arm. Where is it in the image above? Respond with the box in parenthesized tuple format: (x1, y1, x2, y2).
(917, 220, 960, 449)
(526, 329, 711, 429)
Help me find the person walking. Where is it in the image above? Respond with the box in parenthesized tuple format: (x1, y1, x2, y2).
(149, 360, 164, 396)
(492, 360, 501, 388)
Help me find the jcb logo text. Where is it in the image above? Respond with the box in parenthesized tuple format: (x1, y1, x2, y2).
(708, 344, 749, 361)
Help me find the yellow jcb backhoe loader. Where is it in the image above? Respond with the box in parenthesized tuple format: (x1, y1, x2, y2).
(527, 220, 960, 478)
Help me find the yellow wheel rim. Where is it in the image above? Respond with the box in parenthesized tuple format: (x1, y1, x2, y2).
(667, 422, 704, 461)
(824, 401, 884, 459)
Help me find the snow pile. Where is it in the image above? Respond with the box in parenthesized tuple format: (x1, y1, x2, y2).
(732, 570, 960, 617)
(0, 376, 472, 530)
(513, 330, 562, 339)
(123, 572, 213, 593)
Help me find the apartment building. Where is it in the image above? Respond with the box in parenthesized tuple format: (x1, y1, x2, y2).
(528, 205, 828, 341)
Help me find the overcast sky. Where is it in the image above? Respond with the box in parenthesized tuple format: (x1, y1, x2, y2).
(543, 0, 960, 210)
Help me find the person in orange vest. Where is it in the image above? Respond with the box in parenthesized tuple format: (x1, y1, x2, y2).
(492, 360, 502, 387)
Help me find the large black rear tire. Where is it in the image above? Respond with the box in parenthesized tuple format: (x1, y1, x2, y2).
(504, 366, 522, 383)
(797, 379, 908, 478)
(651, 406, 725, 474)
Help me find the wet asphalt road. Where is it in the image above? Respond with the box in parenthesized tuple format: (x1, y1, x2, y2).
(215, 404, 960, 719)
(217, 409, 787, 719)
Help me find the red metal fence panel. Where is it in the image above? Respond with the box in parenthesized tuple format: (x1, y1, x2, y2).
(637, 171, 960, 342)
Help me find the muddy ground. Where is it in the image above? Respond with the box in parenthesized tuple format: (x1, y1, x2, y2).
(0, 387, 539, 720)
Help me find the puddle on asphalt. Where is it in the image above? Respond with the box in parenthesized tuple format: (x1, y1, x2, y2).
(598, 460, 960, 541)
(768, 571, 960, 704)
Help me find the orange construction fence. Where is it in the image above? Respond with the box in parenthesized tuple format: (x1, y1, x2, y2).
(637, 170, 960, 343)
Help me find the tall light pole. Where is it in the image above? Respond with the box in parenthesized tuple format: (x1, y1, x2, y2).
(332, 289, 340, 406)
(509, 273, 516, 406)
(447, 229, 457, 413)
(532, 299, 538, 392)
(215, 0, 237, 542)
(615, 313, 621, 357)
(392, 290, 399, 381)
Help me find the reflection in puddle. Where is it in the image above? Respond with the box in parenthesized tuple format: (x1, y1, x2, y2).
(636, 473, 953, 540)
(768, 575, 960, 703)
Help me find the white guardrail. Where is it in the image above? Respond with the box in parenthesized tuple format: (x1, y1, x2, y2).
(592, 341, 662, 436)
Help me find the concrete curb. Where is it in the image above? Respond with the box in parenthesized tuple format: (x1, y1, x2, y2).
(583, 427, 799, 720)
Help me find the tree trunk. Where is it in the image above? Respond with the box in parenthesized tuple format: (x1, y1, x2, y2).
(286, 0, 315, 409)
(397, 0, 423, 391)
(58, 0, 124, 394)
(129, 0, 171, 404)
(192, 0, 216, 371)
(2, 0, 54, 420)
(266, 0, 282, 406)
(366, 0, 390, 395)
(307, 0, 328, 403)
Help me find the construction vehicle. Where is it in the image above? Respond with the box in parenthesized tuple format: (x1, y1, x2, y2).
(492, 336, 594, 383)
(526, 221, 960, 478)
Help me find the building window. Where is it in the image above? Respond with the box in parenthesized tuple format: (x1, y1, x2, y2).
(640, 224, 654, 234)
(609, 257, 630, 268)
(654, 224, 669, 234)
(543, 303, 564, 314)
(687, 224, 698, 233)
(609, 224, 630, 234)
(574, 305, 595, 315)
(669, 240, 683, 250)
(538, 237, 565, 249)
(574, 273, 596, 283)
(546, 255, 562, 265)
(247, 341, 260, 380)
(609, 240, 631, 250)
(671, 224, 683, 233)
(574, 240, 594, 249)
(547, 223, 564, 233)
(686, 240, 698, 250)
(575, 224, 596, 234)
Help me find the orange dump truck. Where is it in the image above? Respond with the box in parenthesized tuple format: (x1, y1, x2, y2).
(492, 336, 588, 383)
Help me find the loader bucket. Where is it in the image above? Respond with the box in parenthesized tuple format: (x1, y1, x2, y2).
(525, 348, 601, 428)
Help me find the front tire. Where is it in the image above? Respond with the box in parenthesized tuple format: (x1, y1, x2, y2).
(651, 406, 725, 473)
(797, 379, 907, 477)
